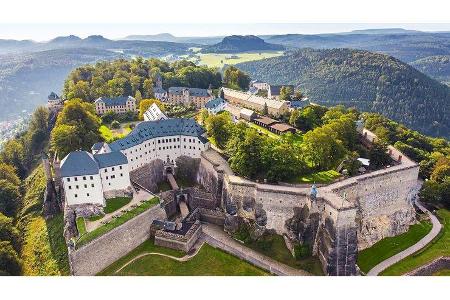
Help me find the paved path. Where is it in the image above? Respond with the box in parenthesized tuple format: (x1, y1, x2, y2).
(202, 224, 310, 276)
(367, 198, 442, 276)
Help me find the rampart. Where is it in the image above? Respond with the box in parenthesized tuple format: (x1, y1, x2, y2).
(68, 205, 166, 275)
(154, 220, 202, 252)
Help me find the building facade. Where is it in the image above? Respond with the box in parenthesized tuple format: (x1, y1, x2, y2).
(94, 96, 137, 115)
(204, 97, 226, 115)
(222, 87, 289, 117)
(143, 103, 168, 121)
(60, 118, 210, 207)
(166, 87, 213, 108)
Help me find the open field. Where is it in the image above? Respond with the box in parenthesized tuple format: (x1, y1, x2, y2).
(76, 197, 159, 248)
(99, 239, 268, 276)
(381, 209, 450, 275)
(194, 51, 284, 68)
(357, 219, 433, 274)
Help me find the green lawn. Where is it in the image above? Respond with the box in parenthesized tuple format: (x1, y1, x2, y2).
(239, 233, 324, 275)
(100, 239, 268, 276)
(381, 209, 450, 275)
(104, 197, 132, 214)
(357, 219, 433, 274)
(248, 122, 280, 139)
(76, 197, 160, 248)
(195, 51, 284, 68)
(289, 170, 342, 184)
(76, 217, 87, 236)
(99, 124, 133, 143)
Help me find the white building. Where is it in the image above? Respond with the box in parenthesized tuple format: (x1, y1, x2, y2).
(47, 92, 63, 111)
(204, 97, 226, 115)
(250, 80, 269, 90)
(94, 96, 137, 115)
(143, 103, 168, 121)
(60, 118, 210, 207)
(60, 151, 131, 206)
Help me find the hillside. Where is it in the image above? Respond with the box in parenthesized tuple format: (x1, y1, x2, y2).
(411, 55, 450, 84)
(203, 35, 284, 53)
(0, 48, 121, 120)
(237, 48, 450, 138)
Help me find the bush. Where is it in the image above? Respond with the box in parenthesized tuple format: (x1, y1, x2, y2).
(0, 241, 22, 275)
(294, 243, 311, 259)
(111, 120, 120, 129)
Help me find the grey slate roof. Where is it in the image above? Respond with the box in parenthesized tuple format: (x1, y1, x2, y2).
(205, 97, 225, 109)
(91, 142, 105, 151)
(108, 118, 206, 151)
(168, 87, 210, 97)
(94, 96, 135, 107)
(153, 87, 167, 94)
(48, 92, 60, 100)
(60, 151, 99, 177)
(94, 152, 128, 169)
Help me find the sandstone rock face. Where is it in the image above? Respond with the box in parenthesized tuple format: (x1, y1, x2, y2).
(224, 214, 242, 234)
(130, 159, 165, 192)
(63, 206, 78, 243)
(358, 207, 416, 250)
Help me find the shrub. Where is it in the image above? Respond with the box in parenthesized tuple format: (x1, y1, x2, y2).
(111, 120, 120, 129)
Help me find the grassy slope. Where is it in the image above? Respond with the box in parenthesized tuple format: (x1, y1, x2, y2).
(102, 240, 268, 276)
(381, 209, 450, 275)
(289, 170, 341, 184)
(241, 234, 324, 275)
(76, 197, 159, 248)
(104, 197, 132, 214)
(357, 220, 433, 274)
(18, 165, 70, 275)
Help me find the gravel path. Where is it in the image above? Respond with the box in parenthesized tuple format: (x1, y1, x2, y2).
(367, 198, 442, 276)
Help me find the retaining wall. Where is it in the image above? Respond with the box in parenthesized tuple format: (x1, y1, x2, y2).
(68, 205, 166, 275)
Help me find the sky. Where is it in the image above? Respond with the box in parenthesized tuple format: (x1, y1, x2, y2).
(1, 23, 450, 41)
(0, 0, 449, 40)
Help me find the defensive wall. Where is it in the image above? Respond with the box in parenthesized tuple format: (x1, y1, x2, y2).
(68, 205, 166, 275)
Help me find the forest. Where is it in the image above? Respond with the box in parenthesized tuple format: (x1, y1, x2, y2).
(237, 48, 450, 138)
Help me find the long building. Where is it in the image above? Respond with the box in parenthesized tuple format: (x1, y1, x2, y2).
(222, 87, 289, 117)
(166, 87, 213, 108)
(94, 96, 137, 115)
(60, 118, 210, 207)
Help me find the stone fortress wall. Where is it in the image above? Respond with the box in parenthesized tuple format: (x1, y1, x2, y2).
(68, 205, 166, 275)
(197, 128, 419, 275)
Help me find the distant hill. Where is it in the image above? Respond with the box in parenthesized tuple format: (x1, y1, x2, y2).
(203, 35, 285, 53)
(264, 32, 450, 62)
(347, 28, 424, 35)
(0, 48, 121, 120)
(411, 55, 450, 84)
(122, 33, 178, 42)
(237, 48, 450, 138)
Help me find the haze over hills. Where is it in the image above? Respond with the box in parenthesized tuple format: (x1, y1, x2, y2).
(236, 48, 450, 138)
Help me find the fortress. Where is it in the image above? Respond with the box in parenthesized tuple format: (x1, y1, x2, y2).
(54, 114, 419, 276)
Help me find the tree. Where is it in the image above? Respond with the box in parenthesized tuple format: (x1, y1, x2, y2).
(0, 139, 26, 179)
(134, 90, 142, 102)
(205, 113, 233, 149)
(262, 102, 269, 115)
(111, 120, 120, 129)
(0, 163, 21, 187)
(369, 141, 391, 169)
(0, 241, 22, 275)
(302, 126, 346, 170)
(229, 128, 266, 178)
(430, 163, 450, 183)
(263, 139, 305, 182)
(0, 212, 20, 252)
(223, 66, 250, 91)
(256, 89, 268, 97)
(0, 180, 21, 217)
(142, 79, 154, 98)
(51, 99, 101, 157)
(199, 109, 209, 125)
(279, 86, 293, 101)
(138, 99, 165, 120)
(292, 90, 304, 100)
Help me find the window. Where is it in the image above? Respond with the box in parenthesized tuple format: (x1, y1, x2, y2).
(120, 173, 123, 177)
(68, 186, 72, 190)
(67, 178, 70, 182)
(112, 167, 115, 171)
(75, 194, 78, 198)
(111, 175, 115, 179)
(76, 185, 79, 189)
(90, 176, 93, 180)
(120, 166, 122, 170)
(106, 176, 109, 180)
(74, 177, 78, 181)
(91, 184, 94, 187)
(84, 184, 87, 188)
(83, 176, 86, 180)
(87, 193, 90, 197)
